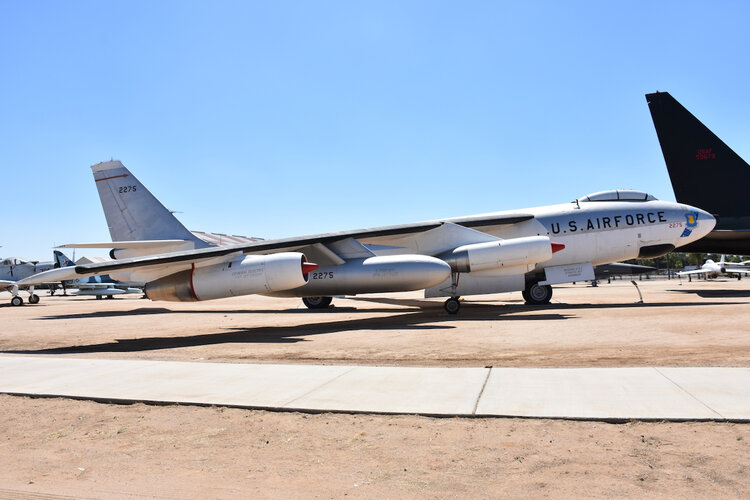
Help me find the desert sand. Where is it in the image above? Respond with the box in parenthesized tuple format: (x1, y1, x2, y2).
(1, 278, 748, 498)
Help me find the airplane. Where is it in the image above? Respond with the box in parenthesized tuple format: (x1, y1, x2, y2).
(0, 250, 140, 305)
(19, 160, 716, 313)
(678, 254, 750, 279)
(0, 255, 59, 305)
(646, 91, 750, 254)
(51, 252, 143, 299)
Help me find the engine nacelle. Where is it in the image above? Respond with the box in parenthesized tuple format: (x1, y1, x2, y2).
(269, 255, 452, 297)
(440, 236, 558, 274)
(145, 252, 311, 302)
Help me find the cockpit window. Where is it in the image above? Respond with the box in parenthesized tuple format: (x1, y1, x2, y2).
(577, 190, 656, 202)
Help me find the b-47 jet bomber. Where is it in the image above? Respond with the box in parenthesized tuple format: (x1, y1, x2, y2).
(20, 161, 715, 313)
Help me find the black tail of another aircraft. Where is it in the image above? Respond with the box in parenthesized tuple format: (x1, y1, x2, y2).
(646, 91, 750, 217)
(646, 91, 750, 254)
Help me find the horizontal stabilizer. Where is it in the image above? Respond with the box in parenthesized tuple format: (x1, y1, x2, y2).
(56, 240, 194, 249)
(73, 287, 142, 296)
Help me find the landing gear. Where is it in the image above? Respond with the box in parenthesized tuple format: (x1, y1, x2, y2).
(28, 294, 40, 304)
(11, 296, 23, 306)
(96, 295, 103, 300)
(522, 282, 553, 305)
(302, 296, 333, 309)
(444, 297, 461, 314)
(443, 271, 462, 314)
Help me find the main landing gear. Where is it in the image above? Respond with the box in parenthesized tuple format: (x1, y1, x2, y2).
(302, 296, 333, 309)
(444, 296, 461, 314)
(522, 281, 553, 305)
(443, 271, 461, 314)
(9, 287, 39, 306)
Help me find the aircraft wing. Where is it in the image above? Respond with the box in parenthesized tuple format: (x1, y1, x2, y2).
(19, 214, 534, 286)
(593, 262, 656, 278)
(725, 267, 750, 275)
(677, 269, 710, 276)
(0, 279, 15, 291)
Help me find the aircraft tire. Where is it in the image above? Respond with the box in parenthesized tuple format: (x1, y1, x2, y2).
(523, 283, 553, 305)
(11, 296, 23, 306)
(28, 294, 40, 304)
(444, 297, 460, 314)
(302, 296, 333, 309)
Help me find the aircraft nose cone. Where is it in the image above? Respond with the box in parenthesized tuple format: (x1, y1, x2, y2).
(687, 207, 716, 240)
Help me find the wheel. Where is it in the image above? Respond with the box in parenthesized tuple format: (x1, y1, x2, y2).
(11, 296, 23, 306)
(523, 282, 553, 305)
(28, 294, 40, 304)
(96, 295, 103, 300)
(107, 295, 114, 299)
(302, 296, 333, 309)
(444, 297, 460, 314)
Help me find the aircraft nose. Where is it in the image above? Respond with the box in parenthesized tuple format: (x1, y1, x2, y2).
(689, 207, 716, 239)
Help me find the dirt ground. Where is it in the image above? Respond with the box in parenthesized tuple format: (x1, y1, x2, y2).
(1, 278, 749, 498)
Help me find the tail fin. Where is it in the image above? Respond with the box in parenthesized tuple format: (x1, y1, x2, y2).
(53, 250, 75, 268)
(91, 161, 209, 247)
(645, 91, 750, 218)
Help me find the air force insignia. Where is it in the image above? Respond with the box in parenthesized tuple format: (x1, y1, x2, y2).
(680, 212, 699, 238)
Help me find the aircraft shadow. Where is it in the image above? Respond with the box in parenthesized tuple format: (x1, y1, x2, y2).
(7, 304, 572, 355)
(668, 289, 750, 299)
(30, 295, 740, 322)
(35, 306, 430, 320)
(9, 297, 739, 356)
(349, 296, 741, 311)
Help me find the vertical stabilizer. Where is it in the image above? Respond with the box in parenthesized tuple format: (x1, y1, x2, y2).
(645, 92, 750, 219)
(91, 161, 209, 247)
(53, 250, 75, 268)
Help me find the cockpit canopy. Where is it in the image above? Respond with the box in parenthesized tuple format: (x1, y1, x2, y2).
(1, 258, 31, 266)
(577, 190, 657, 202)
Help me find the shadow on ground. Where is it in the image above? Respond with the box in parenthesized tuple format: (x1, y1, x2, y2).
(668, 289, 750, 299)
(5, 297, 739, 356)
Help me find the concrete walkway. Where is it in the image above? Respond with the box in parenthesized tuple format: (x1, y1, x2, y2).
(1, 355, 749, 421)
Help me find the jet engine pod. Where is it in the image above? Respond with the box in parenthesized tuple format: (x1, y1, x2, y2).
(284, 255, 452, 297)
(145, 252, 313, 302)
(441, 236, 560, 274)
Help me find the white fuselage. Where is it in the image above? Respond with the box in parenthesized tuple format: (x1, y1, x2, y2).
(276, 197, 715, 299)
(363, 199, 713, 269)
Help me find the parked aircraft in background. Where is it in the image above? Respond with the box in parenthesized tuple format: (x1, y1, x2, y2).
(52, 252, 143, 299)
(0, 255, 62, 305)
(646, 91, 750, 254)
(19, 161, 716, 313)
(1, 251, 144, 305)
(0, 256, 57, 282)
(678, 255, 750, 279)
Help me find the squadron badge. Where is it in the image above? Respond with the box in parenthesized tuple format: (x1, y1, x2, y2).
(680, 212, 699, 238)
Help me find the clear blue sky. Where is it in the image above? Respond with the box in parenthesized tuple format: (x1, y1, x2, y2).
(2, 1, 749, 261)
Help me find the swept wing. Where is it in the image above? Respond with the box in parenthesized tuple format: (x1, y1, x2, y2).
(20, 215, 533, 286)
